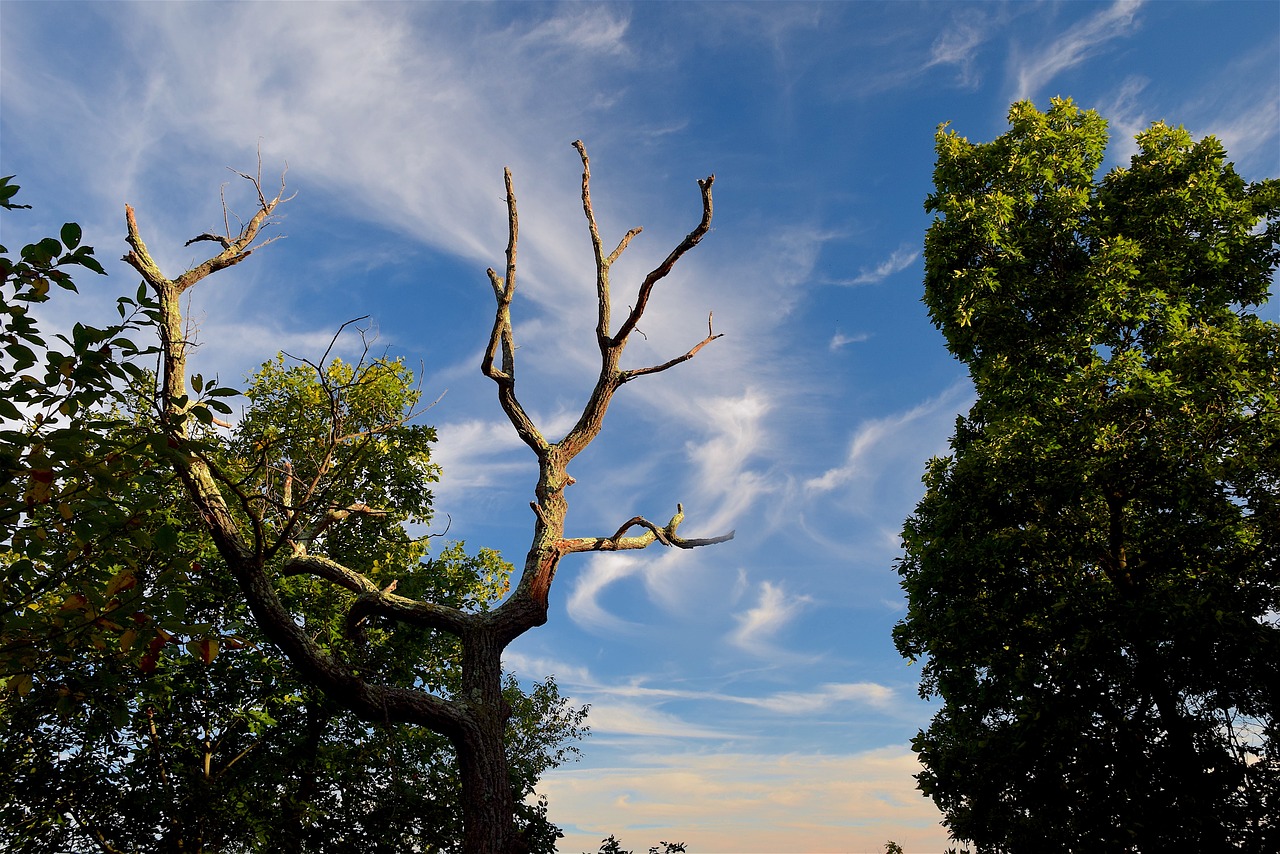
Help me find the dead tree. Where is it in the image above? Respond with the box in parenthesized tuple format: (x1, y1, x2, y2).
(123, 142, 732, 854)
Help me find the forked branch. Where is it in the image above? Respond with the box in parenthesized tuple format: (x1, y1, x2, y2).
(125, 167, 294, 298)
(487, 142, 734, 637)
(559, 504, 736, 554)
(554, 141, 722, 462)
(623, 312, 722, 381)
(482, 169, 546, 454)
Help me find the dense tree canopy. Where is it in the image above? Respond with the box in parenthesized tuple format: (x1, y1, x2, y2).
(896, 99, 1279, 851)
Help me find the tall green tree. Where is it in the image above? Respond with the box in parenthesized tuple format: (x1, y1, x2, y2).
(895, 99, 1280, 852)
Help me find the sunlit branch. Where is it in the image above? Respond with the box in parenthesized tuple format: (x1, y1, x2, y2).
(622, 312, 723, 381)
(481, 168, 548, 454)
(558, 504, 735, 554)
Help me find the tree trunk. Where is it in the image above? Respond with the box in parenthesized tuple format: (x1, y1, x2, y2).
(456, 628, 522, 854)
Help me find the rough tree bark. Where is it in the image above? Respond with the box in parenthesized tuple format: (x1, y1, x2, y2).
(122, 143, 733, 854)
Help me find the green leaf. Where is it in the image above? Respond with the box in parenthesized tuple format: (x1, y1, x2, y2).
(60, 222, 82, 250)
(74, 250, 106, 276)
(154, 524, 179, 553)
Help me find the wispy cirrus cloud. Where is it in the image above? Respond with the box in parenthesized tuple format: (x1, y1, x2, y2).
(515, 7, 631, 55)
(580, 701, 732, 740)
(1182, 43, 1280, 176)
(565, 554, 647, 635)
(1093, 75, 1154, 165)
(728, 580, 813, 658)
(504, 653, 897, 720)
(832, 244, 919, 286)
(805, 379, 971, 499)
(683, 390, 775, 519)
(925, 10, 995, 88)
(561, 386, 778, 630)
(739, 681, 894, 714)
(1012, 0, 1144, 101)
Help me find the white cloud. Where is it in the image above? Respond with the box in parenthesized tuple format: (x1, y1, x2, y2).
(504, 654, 897, 720)
(729, 580, 813, 657)
(805, 380, 970, 498)
(926, 11, 993, 88)
(1012, 0, 1144, 101)
(1094, 75, 1153, 166)
(583, 701, 732, 740)
(1183, 44, 1280, 175)
(429, 418, 530, 488)
(566, 553, 647, 634)
(829, 331, 870, 352)
(739, 681, 895, 714)
(1209, 99, 1280, 174)
(558, 386, 778, 628)
(517, 7, 631, 55)
(834, 244, 919, 286)
(502, 651, 594, 687)
(684, 389, 775, 517)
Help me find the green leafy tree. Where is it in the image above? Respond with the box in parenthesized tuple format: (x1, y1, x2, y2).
(2, 351, 586, 853)
(895, 98, 1279, 851)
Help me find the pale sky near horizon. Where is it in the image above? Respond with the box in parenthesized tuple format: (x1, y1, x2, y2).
(2, 1, 1277, 851)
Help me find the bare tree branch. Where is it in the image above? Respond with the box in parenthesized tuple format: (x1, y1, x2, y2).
(485, 142, 733, 650)
(612, 174, 714, 347)
(559, 503, 736, 554)
(572, 138, 616, 348)
(481, 168, 548, 455)
(622, 312, 723, 381)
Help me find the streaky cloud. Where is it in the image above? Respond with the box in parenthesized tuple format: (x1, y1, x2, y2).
(565, 554, 647, 635)
(805, 378, 971, 496)
(728, 580, 813, 658)
(1012, 0, 1144, 101)
(516, 6, 631, 56)
(926, 9, 996, 88)
(831, 244, 919, 286)
(543, 746, 949, 851)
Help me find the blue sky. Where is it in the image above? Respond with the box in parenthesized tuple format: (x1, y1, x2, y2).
(2, 1, 1277, 850)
